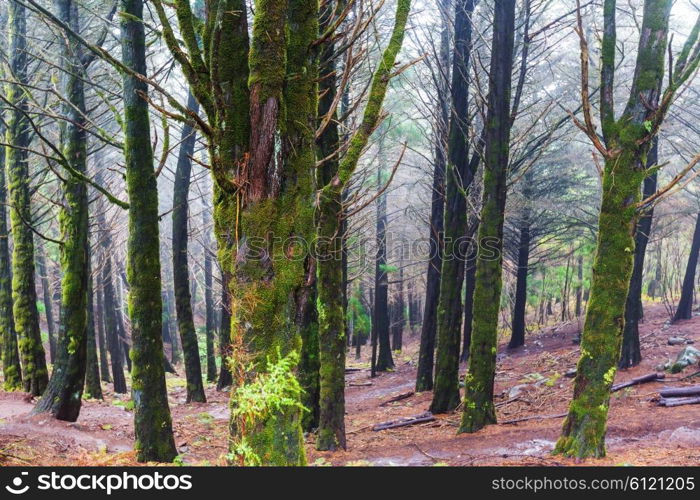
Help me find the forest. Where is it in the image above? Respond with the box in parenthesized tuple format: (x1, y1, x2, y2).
(1, 0, 700, 468)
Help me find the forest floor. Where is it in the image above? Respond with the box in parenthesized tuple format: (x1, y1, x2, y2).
(1, 302, 700, 466)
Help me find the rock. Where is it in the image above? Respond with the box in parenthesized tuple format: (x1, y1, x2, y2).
(668, 346, 700, 373)
(508, 384, 530, 399)
(668, 337, 687, 346)
(565, 368, 577, 378)
(659, 427, 700, 447)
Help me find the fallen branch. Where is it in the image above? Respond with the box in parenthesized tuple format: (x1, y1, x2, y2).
(379, 391, 414, 407)
(348, 381, 373, 387)
(611, 372, 664, 392)
(372, 412, 435, 431)
(658, 396, 700, 407)
(680, 370, 700, 381)
(345, 368, 363, 373)
(659, 385, 700, 398)
(500, 412, 568, 425)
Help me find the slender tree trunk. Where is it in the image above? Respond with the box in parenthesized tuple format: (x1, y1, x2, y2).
(172, 92, 206, 403)
(6, 0, 49, 396)
(95, 276, 111, 383)
(431, 0, 476, 414)
(203, 202, 217, 383)
(120, 0, 177, 462)
(85, 266, 103, 400)
(216, 270, 232, 390)
(459, 0, 516, 433)
(575, 255, 583, 317)
(102, 260, 126, 393)
(620, 141, 657, 367)
(36, 244, 57, 362)
(461, 236, 477, 362)
(509, 196, 531, 349)
(674, 210, 700, 322)
(34, 0, 91, 420)
(374, 139, 393, 372)
(415, 0, 449, 392)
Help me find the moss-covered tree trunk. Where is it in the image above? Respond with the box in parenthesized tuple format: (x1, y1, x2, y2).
(6, 0, 49, 396)
(0, 120, 22, 391)
(430, 0, 477, 414)
(172, 91, 206, 403)
(216, 271, 233, 390)
(120, 0, 177, 462)
(459, 0, 516, 433)
(555, 0, 675, 458)
(34, 0, 91, 421)
(509, 174, 532, 349)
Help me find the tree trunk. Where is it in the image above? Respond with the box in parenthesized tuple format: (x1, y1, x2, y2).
(6, 0, 49, 396)
(459, 0, 515, 433)
(36, 243, 57, 362)
(85, 267, 103, 400)
(0, 106, 22, 391)
(203, 202, 217, 383)
(415, 0, 449, 392)
(555, 0, 672, 458)
(95, 277, 111, 383)
(102, 259, 126, 393)
(461, 240, 477, 362)
(216, 269, 232, 390)
(374, 139, 394, 373)
(674, 209, 700, 322)
(120, 0, 177, 462)
(620, 141, 657, 368)
(431, 0, 477, 414)
(172, 92, 206, 403)
(509, 198, 531, 349)
(34, 0, 91, 420)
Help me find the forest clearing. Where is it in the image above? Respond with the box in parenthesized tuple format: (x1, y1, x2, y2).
(1, 303, 699, 466)
(3, 0, 700, 476)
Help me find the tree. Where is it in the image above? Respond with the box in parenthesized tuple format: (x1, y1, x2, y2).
(673, 208, 700, 322)
(34, 0, 91, 421)
(316, 0, 412, 450)
(459, 0, 516, 433)
(6, 0, 49, 396)
(0, 111, 22, 391)
(431, 0, 477, 414)
(620, 140, 658, 367)
(120, 0, 177, 462)
(555, 0, 700, 458)
(172, 91, 206, 403)
(85, 269, 103, 400)
(415, 0, 449, 392)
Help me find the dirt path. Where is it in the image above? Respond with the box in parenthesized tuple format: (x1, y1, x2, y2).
(1, 302, 699, 466)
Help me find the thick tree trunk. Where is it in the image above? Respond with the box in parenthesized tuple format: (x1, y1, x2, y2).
(120, 0, 177, 462)
(620, 141, 657, 367)
(556, 0, 672, 458)
(172, 92, 206, 403)
(6, 0, 49, 396)
(674, 210, 700, 322)
(34, 0, 91, 420)
(459, 0, 515, 433)
(461, 245, 476, 362)
(431, 0, 477, 414)
(0, 115, 22, 391)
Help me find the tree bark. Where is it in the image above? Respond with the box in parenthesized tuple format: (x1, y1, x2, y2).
(674, 209, 700, 322)
(459, 0, 516, 433)
(172, 91, 206, 403)
(120, 0, 177, 462)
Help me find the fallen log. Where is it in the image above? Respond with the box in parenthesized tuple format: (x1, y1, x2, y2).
(345, 368, 363, 373)
(659, 385, 700, 398)
(379, 391, 414, 407)
(658, 396, 700, 407)
(372, 411, 435, 431)
(348, 381, 373, 387)
(611, 372, 664, 392)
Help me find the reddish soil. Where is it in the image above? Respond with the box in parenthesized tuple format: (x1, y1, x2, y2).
(2, 302, 700, 466)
